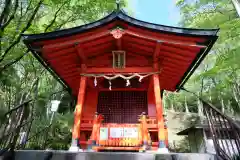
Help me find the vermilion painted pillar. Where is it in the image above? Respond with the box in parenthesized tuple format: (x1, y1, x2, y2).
(70, 76, 87, 151)
(88, 112, 99, 150)
(96, 114, 104, 145)
(152, 74, 168, 151)
(141, 112, 148, 150)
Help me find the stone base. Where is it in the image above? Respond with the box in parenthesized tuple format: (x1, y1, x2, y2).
(86, 149, 95, 152)
(14, 150, 216, 160)
(68, 146, 83, 152)
(157, 148, 169, 153)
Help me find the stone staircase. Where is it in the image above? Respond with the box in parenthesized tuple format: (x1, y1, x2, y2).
(14, 150, 216, 160)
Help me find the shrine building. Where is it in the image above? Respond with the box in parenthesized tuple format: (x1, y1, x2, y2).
(22, 9, 218, 152)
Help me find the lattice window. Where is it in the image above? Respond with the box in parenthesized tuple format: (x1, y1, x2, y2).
(97, 91, 148, 124)
(112, 51, 125, 69)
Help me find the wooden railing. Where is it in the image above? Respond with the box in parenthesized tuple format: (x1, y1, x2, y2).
(0, 100, 32, 150)
(202, 100, 240, 160)
(0, 100, 33, 158)
(0, 99, 57, 158)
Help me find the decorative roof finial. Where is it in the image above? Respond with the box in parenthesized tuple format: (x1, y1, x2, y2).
(116, 0, 120, 10)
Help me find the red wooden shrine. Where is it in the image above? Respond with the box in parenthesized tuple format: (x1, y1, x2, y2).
(22, 9, 218, 152)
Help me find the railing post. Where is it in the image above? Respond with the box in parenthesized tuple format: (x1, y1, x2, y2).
(202, 100, 240, 160)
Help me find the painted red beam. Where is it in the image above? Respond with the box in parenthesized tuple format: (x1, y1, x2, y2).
(160, 46, 198, 56)
(164, 42, 201, 52)
(81, 35, 113, 48)
(159, 57, 191, 65)
(160, 52, 194, 62)
(153, 41, 161, 60)
(123, 35, 155, 48)
(75, 43, 86, 62)
(43, 47, 76, 58)
(126, 24, 206, 43)
(83, 42, 113, 55)
(125, 47, 152, 57)
(125, 42, 154, 53)
(84, 67, 156, 73)
(116, 38, 122, 50)
(125, 30, 206, 48)
(43, 30, 111, 50)
(127, 52, 152, 59)
(75, 43, 87, 72)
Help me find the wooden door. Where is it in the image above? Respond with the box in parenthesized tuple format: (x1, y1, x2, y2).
(97, 91, 147, 123)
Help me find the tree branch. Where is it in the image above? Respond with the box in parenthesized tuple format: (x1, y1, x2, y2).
(0, 0, 43, 63)
(0, 0, 11, 25)
(0, 0, 18, 30)
(44, 2, 66, 33)
(0, 49, 29, 73)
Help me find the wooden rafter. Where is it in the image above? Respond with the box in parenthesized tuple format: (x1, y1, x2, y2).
(43, 30, 111, 50)
(127, 52, 152, 60)
(125, 30, 206, 48)
(153, 41, 161, 70)
(116, 38, 122, 50)
(75, 43, 87, 71)
(84, 67, 156, 74)
(153, 41, 161, 60)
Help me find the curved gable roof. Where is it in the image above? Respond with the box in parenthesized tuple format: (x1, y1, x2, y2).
(23, 10, 218, 42)
(22, 10, 219, 95)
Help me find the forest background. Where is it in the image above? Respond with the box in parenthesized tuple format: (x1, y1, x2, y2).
(0, 0, 239, 149)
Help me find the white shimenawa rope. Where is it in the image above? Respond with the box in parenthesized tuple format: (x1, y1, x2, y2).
(81, 71, 161, 90)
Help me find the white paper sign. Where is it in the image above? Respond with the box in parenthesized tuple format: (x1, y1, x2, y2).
(110, 127, 124, 138)
(99, 127, 108, 140)
(124, 128, 138, 138)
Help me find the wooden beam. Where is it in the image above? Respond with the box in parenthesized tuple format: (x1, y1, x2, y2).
(125, 30, 206, 48)
(75, 43, 86, 62)
(84, 67, 156, 74)
(44, 30, 111, 50)
(75, 43, 87, 72)
(153, 42, 161, 70)
(116, 38, 122, 50)
(127, 52, 152, 59)
(153, 41, 161, 61)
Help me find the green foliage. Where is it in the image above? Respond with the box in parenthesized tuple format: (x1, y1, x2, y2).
(0, 0, 129, 149)
(167, 0, 240, 117)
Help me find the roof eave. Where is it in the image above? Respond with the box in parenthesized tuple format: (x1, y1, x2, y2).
(176, 35, 218, 92)
(22, 10, 219, 44)
(21, 10, 219, 93)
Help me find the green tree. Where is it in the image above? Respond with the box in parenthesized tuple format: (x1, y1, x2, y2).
(166, 0, 240, 117)
(0, 0, 129, 149)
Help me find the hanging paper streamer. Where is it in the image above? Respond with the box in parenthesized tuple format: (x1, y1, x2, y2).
(81, 71, 161, 80)
(109, 81, 112, 90)
(81, 71, 162, 89)
(126, 79, 130, 86)
(94, 77, 97, 87)
(139, 76, 143, 82)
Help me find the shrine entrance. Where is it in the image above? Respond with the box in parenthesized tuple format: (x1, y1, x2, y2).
(97, 91, 148, 124)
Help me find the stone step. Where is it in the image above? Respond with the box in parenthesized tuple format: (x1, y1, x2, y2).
(13, 150, 216, 160)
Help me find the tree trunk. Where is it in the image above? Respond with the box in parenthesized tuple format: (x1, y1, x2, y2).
(231, 0, 240, 17)
(185, 96, 189, 113)
(198, 98, 203, 117)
